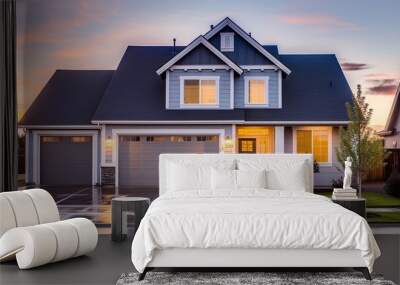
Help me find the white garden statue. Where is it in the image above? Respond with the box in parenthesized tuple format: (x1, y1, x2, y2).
(343, 156, 353, 190)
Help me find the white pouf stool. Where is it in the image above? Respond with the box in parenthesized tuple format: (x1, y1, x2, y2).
(0, 189, 98, 269)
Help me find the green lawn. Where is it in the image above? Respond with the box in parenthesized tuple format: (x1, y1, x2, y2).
(317, 190, 400, 223)
(317, 191, 400, 208)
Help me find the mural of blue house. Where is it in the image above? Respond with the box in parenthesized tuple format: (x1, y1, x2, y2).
(19, 17, 353, 188)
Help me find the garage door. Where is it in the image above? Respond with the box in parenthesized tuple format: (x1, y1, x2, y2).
(40, 136, 93, 186)
(118, 135, 219, 187)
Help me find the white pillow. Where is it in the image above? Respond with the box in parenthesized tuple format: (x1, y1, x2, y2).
(236, 169, 267, 189)
(211, 168, 236, 190)
(167, 162, 211, 191)
(237, 158, 308, 192)
(166, 159, 236, 192)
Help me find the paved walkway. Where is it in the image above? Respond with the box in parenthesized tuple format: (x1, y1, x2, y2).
(367, 207, 400, 213)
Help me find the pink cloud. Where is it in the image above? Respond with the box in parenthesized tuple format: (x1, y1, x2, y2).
(366, 79, 399, 96)
(279, 15, 357, 29)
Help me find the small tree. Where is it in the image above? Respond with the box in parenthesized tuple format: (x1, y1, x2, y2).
(336, 85, 384, 197)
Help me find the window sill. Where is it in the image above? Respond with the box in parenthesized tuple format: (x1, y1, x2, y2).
(244, 104, 269, 108)
(179, 104, 220, 109)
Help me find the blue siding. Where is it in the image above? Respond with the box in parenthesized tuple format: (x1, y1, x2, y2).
(176, 44, 225, 65)
(234, 70, 280, 108)
(168, 69, 232, 109)
(208, 26, 274, 65)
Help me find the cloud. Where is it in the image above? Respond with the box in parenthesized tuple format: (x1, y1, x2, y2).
(365, 72, 399, 79)
(366, 79, 399, 95)
(18, 0, 122, 45)
(341, 62, 370, 71)
(278, 15, 357, 29)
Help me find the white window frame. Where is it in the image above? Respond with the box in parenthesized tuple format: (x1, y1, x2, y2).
(220, 32, 234, 52)
(244, 76, 269, 108)
(293, 126, 333, 166)
(179, 76, 220, 109)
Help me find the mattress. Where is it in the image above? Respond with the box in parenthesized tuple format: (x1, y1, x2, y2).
(131, 190, 380, 273)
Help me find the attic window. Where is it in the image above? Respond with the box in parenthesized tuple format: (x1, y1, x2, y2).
(220, 33, 234, 52)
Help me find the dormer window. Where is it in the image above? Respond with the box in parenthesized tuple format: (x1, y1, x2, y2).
(220, 32, 234, 52)
(244, 76, 269, 107)
(180, 76, 219, 108)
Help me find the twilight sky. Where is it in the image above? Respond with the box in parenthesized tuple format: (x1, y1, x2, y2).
(17, 0, 400, 127)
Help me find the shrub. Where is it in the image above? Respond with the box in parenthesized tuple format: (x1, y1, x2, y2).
(313, 160, 320, 173)
(384, 169, 400, 198)
(332, 176, 343, 189)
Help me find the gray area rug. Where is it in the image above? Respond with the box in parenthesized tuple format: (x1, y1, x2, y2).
(116, 272, 396, 285)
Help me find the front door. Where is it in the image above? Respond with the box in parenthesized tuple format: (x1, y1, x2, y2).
(238, 138, 257, 153)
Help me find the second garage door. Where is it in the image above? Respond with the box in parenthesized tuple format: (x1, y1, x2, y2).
(118, 135, 219, 187)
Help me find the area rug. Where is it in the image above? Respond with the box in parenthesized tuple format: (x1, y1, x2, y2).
(116, 271, 395, 285)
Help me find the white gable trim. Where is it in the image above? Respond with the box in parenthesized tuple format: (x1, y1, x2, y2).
(170, 65, 229, 71)
(156, 36, 243, 75)
(204, 18, 291, 75)
(166, 70, 170, 109)
(383, 84, 400, 132)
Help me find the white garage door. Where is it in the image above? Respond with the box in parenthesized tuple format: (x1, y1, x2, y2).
(118, 135, 219, 187)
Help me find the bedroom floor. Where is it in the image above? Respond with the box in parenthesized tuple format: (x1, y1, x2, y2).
(6, 185, 399, 284)
(1, 234, 399, 285)
(0, 235, 133, 285)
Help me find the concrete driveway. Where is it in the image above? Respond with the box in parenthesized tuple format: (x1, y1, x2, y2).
(23, 185, 159, 234)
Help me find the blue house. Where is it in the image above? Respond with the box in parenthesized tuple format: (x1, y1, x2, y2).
(20, 17, 352, 188)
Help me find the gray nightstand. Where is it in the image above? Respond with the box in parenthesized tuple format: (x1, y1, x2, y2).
(332, 198, 366, 218)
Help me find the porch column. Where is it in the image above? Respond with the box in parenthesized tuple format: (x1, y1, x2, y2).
(274, 126, 285, 153)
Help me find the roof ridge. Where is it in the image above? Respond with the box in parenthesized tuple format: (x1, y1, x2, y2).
(55, 69, 115, 72)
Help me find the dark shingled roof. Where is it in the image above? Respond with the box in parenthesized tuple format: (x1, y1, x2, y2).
(20, 70, 113, 125)
(21, 46, 352, 125)
(92, 46, 352, 122)
(93, 46, 245, 121)
(245, 54, 353, 121)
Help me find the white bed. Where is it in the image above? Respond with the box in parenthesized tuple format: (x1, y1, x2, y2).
(131, 154, 380, 280)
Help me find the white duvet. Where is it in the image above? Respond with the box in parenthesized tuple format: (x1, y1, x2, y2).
(131, 190, 380, 273)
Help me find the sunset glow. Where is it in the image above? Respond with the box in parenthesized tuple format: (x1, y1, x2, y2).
(16, 0, 400, 128)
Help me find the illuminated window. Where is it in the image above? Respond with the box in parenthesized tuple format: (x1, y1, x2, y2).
(71, 136, 91, 143)
(245, 77, 268, 105)
(170, 136, 192, 142)
(196, 135, 218, 142)
(237, 126, 275, 153)
(122, 136, 140, 142)
(42, 136, 62, 143)
(182, 78, 218, 106)
(295, 128, 330, 163)
(146, 136, 168, 143)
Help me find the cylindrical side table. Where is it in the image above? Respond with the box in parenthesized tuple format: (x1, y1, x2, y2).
(111, 197, 150, 242)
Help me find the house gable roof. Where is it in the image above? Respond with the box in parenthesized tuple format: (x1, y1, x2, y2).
(378, 83, 400, 136)
(93, 46, 245, 122)
(204, 17, 291, 75)
(19, 70, 114, 126)
(156, 36, 243, 75)
(92, 46, 351, 123)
